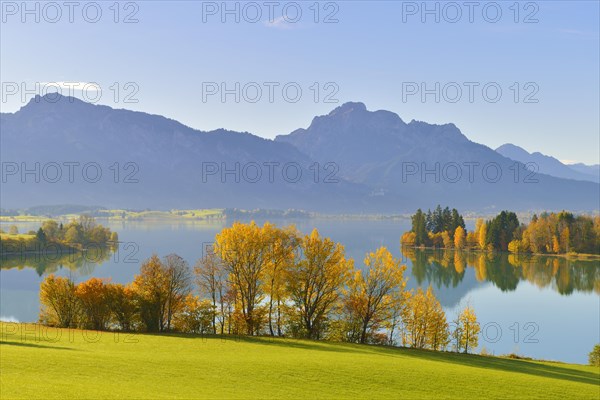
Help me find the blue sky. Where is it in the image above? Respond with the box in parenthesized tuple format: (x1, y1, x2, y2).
(1, 1, 598, 164)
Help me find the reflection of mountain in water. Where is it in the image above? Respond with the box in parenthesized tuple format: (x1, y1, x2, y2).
(402, 248, 600, 301)
(0, 247, 114, 277)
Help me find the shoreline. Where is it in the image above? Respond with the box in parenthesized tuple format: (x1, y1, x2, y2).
(402, 245, 600, 260)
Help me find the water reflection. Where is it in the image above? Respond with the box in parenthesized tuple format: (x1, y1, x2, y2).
(0, 246, 114, 277)
(402, 247, 600, 295)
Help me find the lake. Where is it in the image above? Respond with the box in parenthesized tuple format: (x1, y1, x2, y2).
(1, 219, 598, 364)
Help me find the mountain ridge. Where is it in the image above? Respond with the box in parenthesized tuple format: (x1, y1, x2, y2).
(496, 143, 599, 183)
(2, 95, 598, 213)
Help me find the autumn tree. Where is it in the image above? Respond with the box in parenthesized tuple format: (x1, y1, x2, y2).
(163, 254, 192, 331)
(384, 294, 405, 346)
(457, 305, 480, 353)
(552, 236, 560, 254)
(454, 226, 466, 250)
(475, 218, 487, 250)
(39, 275, 79, 328)
(442, 231, 453, 249)
(345, 247, 406, 344)
(221, 287, 237, 335)
(287, 229, 353, 339)
(75, 277, 112, 330)
(214, 222, 271, 335)
(466, 231, 478, 249)
(560, 226, 570, 253)
(173, 294, 215, 334)
(427, 292, 450, 351)
(132, 255, 168, 332)
(195, 246, 228, 334)
(108, 283, 138, 331)
(400, 231, 416, 246)
(402, 286, 448, 350)
(263, 223, 299, 336)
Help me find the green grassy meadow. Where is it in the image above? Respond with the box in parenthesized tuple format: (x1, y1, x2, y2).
(1, 324, 598, 399)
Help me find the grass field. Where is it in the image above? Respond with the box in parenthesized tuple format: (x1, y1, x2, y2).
(1, 324, 598, 399)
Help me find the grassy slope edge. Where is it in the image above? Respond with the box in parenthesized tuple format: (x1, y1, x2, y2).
(1, 323, 598, 399)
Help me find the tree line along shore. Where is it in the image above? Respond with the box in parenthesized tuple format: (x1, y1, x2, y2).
(401, 206, 600, 256)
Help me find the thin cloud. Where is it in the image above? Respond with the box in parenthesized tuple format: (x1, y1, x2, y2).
(263, 16, 300, 30)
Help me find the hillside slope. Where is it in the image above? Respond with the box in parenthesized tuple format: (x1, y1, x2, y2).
(1, 324, 598, 399)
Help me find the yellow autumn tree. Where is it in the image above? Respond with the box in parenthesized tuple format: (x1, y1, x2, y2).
(560, 227, 570, 253)
(457, 305, 480, 353)
(75, 277, 112, 330)
(345, 247, 407, 344)
(454, 226, 466, 249)
(108, 283, 138, 331)
(426, 288, 450, 351)
(195, 246, 228, 334)
(400, 231, 416, 246)
(262, 223, 299, 336)
(287, 229, 353, 339)
(466, 231, 478, 249)
(132, 254, 169, 332)
(39, 274, 79, 328)
(442, 231, 453, 248)
(475, 218, 487, 250)
(214, 221, 271, 335)
(402, 286, 448, 350)
(173, 294, 215, 334)
(552, 235, 560, 254)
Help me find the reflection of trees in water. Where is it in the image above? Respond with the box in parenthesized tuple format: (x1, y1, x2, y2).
(402, 247, 600, 295)
(405, 248, 465, 289)
(0, 247, 114, 277)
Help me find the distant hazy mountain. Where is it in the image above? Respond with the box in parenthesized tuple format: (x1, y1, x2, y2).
(567, 163, 600, 180)
(0, 95, 369, 212)
(1, 96, 598, 213)
(495, 143, 599, 183)
(275, 102, 599, 211)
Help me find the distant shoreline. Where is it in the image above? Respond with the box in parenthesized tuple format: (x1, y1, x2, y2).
(402, 245, 600, 260)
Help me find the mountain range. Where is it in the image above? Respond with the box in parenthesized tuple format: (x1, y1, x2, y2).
(1, 95, 598, 213)
(495, 143, 599, 183)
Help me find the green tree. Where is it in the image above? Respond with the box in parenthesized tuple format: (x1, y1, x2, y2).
(36, 228, 47, 243)
(41, 220, 59, 240)
(411, 209, 428, 246)
(589, 344, 600, 366)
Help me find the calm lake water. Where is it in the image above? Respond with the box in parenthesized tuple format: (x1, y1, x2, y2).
(1, 219, 598, 364)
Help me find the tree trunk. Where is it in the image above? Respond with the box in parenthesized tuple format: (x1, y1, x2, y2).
(276, 298, 282, 336)
(360, 317, 370, 344)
